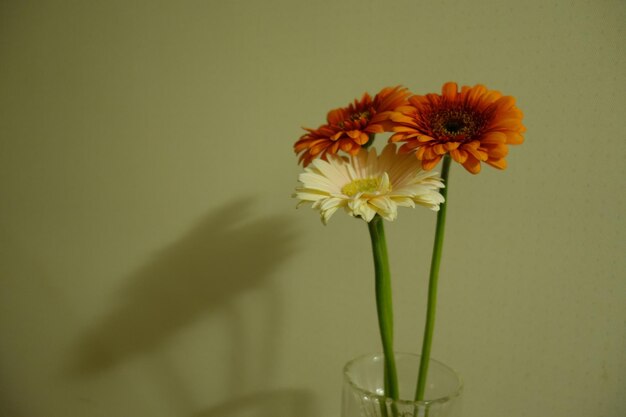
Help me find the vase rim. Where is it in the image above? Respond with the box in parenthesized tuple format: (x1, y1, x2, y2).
(343, 351, 463, 406)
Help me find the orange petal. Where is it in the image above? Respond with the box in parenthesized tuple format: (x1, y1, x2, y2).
(481, 132, 507, 144)
(462, 155, 481, 174)
(465, 140, 481, 149)
(310, 142, 329, 156)
(417, 135, 435, 143)
(490, 118, 524, 130)
(486, 144, 509, 158)
(394, 105, 417, 114)
(369, 113, 389, 124)
(464, 143, 488, 160)
(422, 156, 442, 171)
(355, 132, 369, 145)
(346, 130, 360, 139)
(331, 131, 343, 141)
(416, 146, 427, 160)
(390, 113, 415, 124)
(506, 133, 525, 144)
(493, 95, 516, 110)
(294, 140, 314, 153)
(442, 82, 458, 101)
(408, 96, 426, 107)
(367, 124, 385, 134)
(401, 140, 422, 150)
(434, 144, 447, 155)
(389, 133, 405, 143)
(398, 143, 415, 154)
(465, 85, 487, 104)
(393, 125, 419, 133)
(340, 141, 353, 152)
(444, 141, 460, 151)
(423, 146, 437, 160)
(403, 133, 421, 139)
(450, 149, 468, 164)
(327, 108, 345, 124)
(485, 158, 507, 170)
(299, 153, 312, 166)
(483, 90, 503, 103)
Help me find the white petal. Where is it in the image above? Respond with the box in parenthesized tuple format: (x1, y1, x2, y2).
(369, 197, 398, 221)
(321, 205, 340, 224)
(293, 141, 444, 222)
(294, 190, 328, 202)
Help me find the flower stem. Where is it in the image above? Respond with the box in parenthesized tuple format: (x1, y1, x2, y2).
(367, 215, 399, 403)
(415, 154, 452, 402)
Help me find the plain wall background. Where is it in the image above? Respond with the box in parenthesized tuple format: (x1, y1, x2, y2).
(1, 1, 624, 416)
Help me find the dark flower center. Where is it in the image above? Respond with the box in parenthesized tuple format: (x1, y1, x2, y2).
(350, 110, 371, 122)
(430, 108, 482, 142)
(338, 110, 372, 129)
(444, 119, 465, 133)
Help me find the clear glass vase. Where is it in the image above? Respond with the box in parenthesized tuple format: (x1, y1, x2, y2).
(342, 352, 463, 417)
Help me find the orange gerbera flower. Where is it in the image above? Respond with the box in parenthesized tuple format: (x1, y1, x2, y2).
(389, 82, 525, 174)
(294, 86, 410, 166)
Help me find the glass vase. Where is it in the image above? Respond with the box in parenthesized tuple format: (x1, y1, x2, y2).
(342, 352, 463, 417)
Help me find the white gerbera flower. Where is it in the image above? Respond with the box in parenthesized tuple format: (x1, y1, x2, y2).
(294, 144, 445, 224)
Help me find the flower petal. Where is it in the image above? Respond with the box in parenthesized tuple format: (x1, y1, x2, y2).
(382, 82, 524, 173)
(293, 143, 444, 223)
(462, 155, 481, 174)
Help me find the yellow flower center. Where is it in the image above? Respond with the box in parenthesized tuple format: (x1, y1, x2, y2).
(341, 177, 391, 197)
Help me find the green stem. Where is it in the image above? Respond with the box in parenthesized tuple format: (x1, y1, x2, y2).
(367, 215, 399, 403)
(415, 154, 452, 402)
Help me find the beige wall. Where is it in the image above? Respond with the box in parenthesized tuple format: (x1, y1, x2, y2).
(1, 1, 624, 416)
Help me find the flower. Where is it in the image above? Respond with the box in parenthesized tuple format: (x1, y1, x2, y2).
(389, 82, 525, 174)
(294, 86, 410, 166)
(294, 144, 445, 224)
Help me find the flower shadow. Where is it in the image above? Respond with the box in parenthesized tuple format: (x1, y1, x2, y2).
(68, 197, 312, 415)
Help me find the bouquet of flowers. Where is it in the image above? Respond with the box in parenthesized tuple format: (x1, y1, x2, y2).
(292, 82, 525, 412)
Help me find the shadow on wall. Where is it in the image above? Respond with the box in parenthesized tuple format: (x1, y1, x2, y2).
(68, 197, 315, 416)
